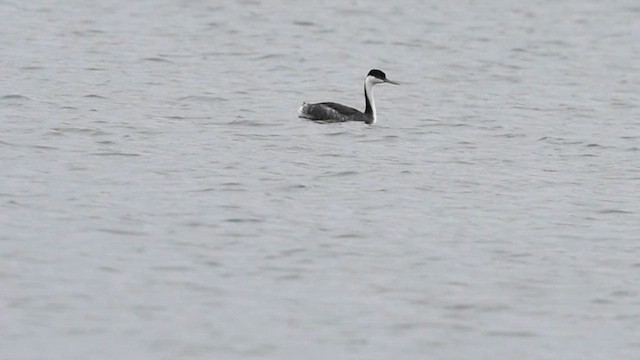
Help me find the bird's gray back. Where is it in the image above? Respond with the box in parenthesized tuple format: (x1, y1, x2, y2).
(300, 102, 369, 122)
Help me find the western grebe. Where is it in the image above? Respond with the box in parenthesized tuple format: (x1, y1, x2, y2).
(297, 69, 399, 124)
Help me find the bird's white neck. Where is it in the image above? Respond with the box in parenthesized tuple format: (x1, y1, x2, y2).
(364, 75, 377, 124)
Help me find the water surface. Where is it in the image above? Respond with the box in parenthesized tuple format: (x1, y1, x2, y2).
(2, 1, 640, 359)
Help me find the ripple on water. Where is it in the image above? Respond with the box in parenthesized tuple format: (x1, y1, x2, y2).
(90, 152, 141, 157)
(20, 66, 45, 71)
(335, 232, 367, 239)
(292, 20, 316, 27)
(50, 127, 108, 136)
(95, 228, 147, 236)
(485, 330, 539, 338)
(177, 95, 228, 103)
(190, 187, 217, 193)
(357, 134, 400, 143)
(140, 57, 173, 63)
(225, 218, 264, 223)
(597, 209, 633, 214)
(1, 139, 59, 150)
(227, 119, 279, 127)
(252, 54, 286, 61)
(1, 94, 30, 101)
(276, 184, 309, 191)
(494, 132, 526, 138)
(537, 136, 584, 145)
(219, 183, 247, 192)
(324, 131, 351, 136)
(315, 170, 359, 178)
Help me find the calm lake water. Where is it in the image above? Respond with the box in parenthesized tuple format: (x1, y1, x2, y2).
(2, 0, 640, 359)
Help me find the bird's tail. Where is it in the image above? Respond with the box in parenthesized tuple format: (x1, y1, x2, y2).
(297, 102, 309, 118)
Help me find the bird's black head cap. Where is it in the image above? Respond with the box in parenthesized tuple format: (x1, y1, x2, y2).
(367, 69, 387, 80)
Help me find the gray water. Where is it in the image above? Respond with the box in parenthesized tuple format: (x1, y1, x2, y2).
(2, 0, 640, 359)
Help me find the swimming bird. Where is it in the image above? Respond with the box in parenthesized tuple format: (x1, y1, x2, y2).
(298, 69, 399, 124)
